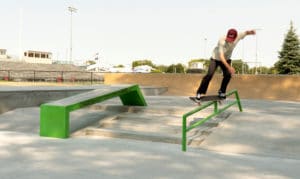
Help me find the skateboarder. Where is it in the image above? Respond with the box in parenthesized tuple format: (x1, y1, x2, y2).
(194, 28, 256, 102)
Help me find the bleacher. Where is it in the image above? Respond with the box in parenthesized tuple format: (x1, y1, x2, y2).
(0, 61, 84, 71)
(0, 61, 103, 82)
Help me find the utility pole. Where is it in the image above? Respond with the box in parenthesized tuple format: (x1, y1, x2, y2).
(19, 8, 23, 61)
(203, 38, 207, 58)
(68, 6, 77, 64)
(254, 28, 262, 75)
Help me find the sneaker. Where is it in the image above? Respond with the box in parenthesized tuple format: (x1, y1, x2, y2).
(193, 98, 201, 103)
(218, 92, 226, 99)
(196, 93, 205, 100)
(190, 94, 202, 104)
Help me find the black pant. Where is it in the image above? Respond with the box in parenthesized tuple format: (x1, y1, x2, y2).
(196, 58, 232, 95)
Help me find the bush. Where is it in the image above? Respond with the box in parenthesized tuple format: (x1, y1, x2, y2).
(186, 68, 204, 73)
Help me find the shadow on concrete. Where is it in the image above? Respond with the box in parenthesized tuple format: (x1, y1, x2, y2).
(0, 131, 299, 179)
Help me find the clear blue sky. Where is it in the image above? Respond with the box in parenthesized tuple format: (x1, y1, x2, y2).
(0, 0, 299, 67)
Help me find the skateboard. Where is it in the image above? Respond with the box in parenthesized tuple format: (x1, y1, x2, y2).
(189, 95, 224, 105)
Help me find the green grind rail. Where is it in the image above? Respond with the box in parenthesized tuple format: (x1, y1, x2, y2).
(182, 89, 242, 151)
(40, 84, 147, 139)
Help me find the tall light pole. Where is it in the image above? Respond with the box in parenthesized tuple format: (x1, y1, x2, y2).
(68, 6, 77, 63)
(254, 28, 262, 75)
(242, 40, 245, 74)
(19, 8, 23, 61)
(203, 38, 207, 59)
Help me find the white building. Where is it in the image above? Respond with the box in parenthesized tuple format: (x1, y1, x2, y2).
(189, 61, 204, 69)
(23, 50, 53, 64)
(133, 65, 154, 73)
(0, 49, 8, 59)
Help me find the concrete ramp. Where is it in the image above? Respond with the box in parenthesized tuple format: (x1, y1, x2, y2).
(199, 100, 300, 159)
(0, 95, 299, 160)
(72, 104, 228, 146)
(53, 98, 300, 159)
(0, 94, 300, 178)
(0, 96, 230, 147)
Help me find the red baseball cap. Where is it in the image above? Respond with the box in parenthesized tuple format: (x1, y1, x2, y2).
(226, 28, 238, 42)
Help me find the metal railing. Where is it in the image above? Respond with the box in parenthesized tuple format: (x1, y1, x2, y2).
(182, 89, 242, 151)
(0, 70, 104, 84)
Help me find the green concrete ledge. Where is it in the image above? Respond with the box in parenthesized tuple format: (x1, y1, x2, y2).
(40, 84, 147, 138)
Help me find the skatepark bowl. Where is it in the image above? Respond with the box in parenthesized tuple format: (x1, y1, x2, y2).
(0, 84, 300, 178)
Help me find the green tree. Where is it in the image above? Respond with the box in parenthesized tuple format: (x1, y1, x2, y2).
(275, 21, 300, 74)
(86, 60, 96, 65)
(114, 64, 124, 68)
(232, 59, 249, 74)
(156, 65, 168, 73)
(166, 63, 185, 73)
(256, 66, 272, 74)
(268, 66, 278, 74)
(132, 59, 155, 68)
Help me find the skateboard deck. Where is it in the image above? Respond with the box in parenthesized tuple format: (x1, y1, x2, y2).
(189, 95, 224, 105)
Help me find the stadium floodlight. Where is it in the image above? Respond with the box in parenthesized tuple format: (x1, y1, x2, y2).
(68, 6, 77, 63)
(254, 28, 262, 75)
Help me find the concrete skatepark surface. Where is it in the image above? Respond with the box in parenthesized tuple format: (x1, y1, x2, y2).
(0, 86, 299, 178)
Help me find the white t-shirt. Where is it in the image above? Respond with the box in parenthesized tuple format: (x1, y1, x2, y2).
(211, 31, 247, 60)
